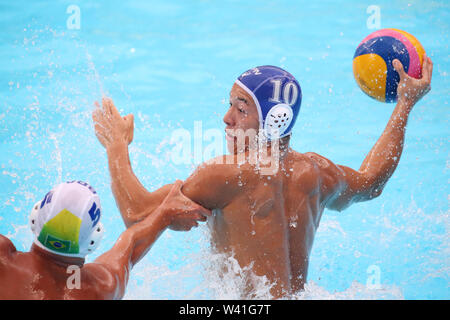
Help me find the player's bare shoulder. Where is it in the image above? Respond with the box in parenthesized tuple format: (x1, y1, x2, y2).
(0, 235, 16, 260)
(282, 150, 324, 194)
(0, 235, 17, 282)
(64, 262, 120, 300)
(301, 151, 347, 202)
(183, 154, 252, 210)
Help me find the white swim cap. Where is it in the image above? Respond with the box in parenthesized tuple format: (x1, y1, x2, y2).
(30, 181, 104, 258)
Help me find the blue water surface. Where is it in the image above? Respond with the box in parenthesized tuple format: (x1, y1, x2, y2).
(0, 0, 448, 299)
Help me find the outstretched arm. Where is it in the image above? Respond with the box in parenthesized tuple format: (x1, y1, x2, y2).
(320, 54, 433, 211)
(83, 181, 208, 300)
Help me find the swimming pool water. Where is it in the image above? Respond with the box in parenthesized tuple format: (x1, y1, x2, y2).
(0, 0, 448, 299)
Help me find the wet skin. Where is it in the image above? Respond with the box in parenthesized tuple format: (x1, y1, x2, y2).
(0, 181, 210, 299)
(93, 57, 433, 298)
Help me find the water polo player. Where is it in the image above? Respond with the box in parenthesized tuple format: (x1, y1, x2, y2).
(93, 59, 432, 298)
(0, 180, 210, 299)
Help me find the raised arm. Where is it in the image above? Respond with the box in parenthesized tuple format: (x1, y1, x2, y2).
(93, 98, 240, 228)
(93, 98, 206, 228)
(318, 54, 433, 211)
(82, 181, 209, 300)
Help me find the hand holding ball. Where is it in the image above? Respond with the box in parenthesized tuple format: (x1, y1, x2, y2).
(353, 28, 426, 103)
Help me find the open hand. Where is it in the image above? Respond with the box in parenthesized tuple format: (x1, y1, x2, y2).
(92, 97, 134, 149)
(393, 53, 433, 107)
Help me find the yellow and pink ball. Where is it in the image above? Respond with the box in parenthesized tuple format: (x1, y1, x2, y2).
(353, 28, 425, 103)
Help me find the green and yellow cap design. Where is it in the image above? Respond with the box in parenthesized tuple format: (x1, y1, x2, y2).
(30, 181, 104, 258)
(37, 209, 82, 254)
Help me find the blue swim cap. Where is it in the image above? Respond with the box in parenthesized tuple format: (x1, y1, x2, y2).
(235, 65, 302, 141)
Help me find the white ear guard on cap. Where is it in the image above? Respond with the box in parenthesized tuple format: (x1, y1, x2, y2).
(84, 222, 104, 255)
(263, 104, 294, 140)
(29, 201, 42, 234)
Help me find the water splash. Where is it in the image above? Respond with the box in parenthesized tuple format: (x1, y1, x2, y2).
(295, 281, 404, 300)
(122, 225, 408, 300)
